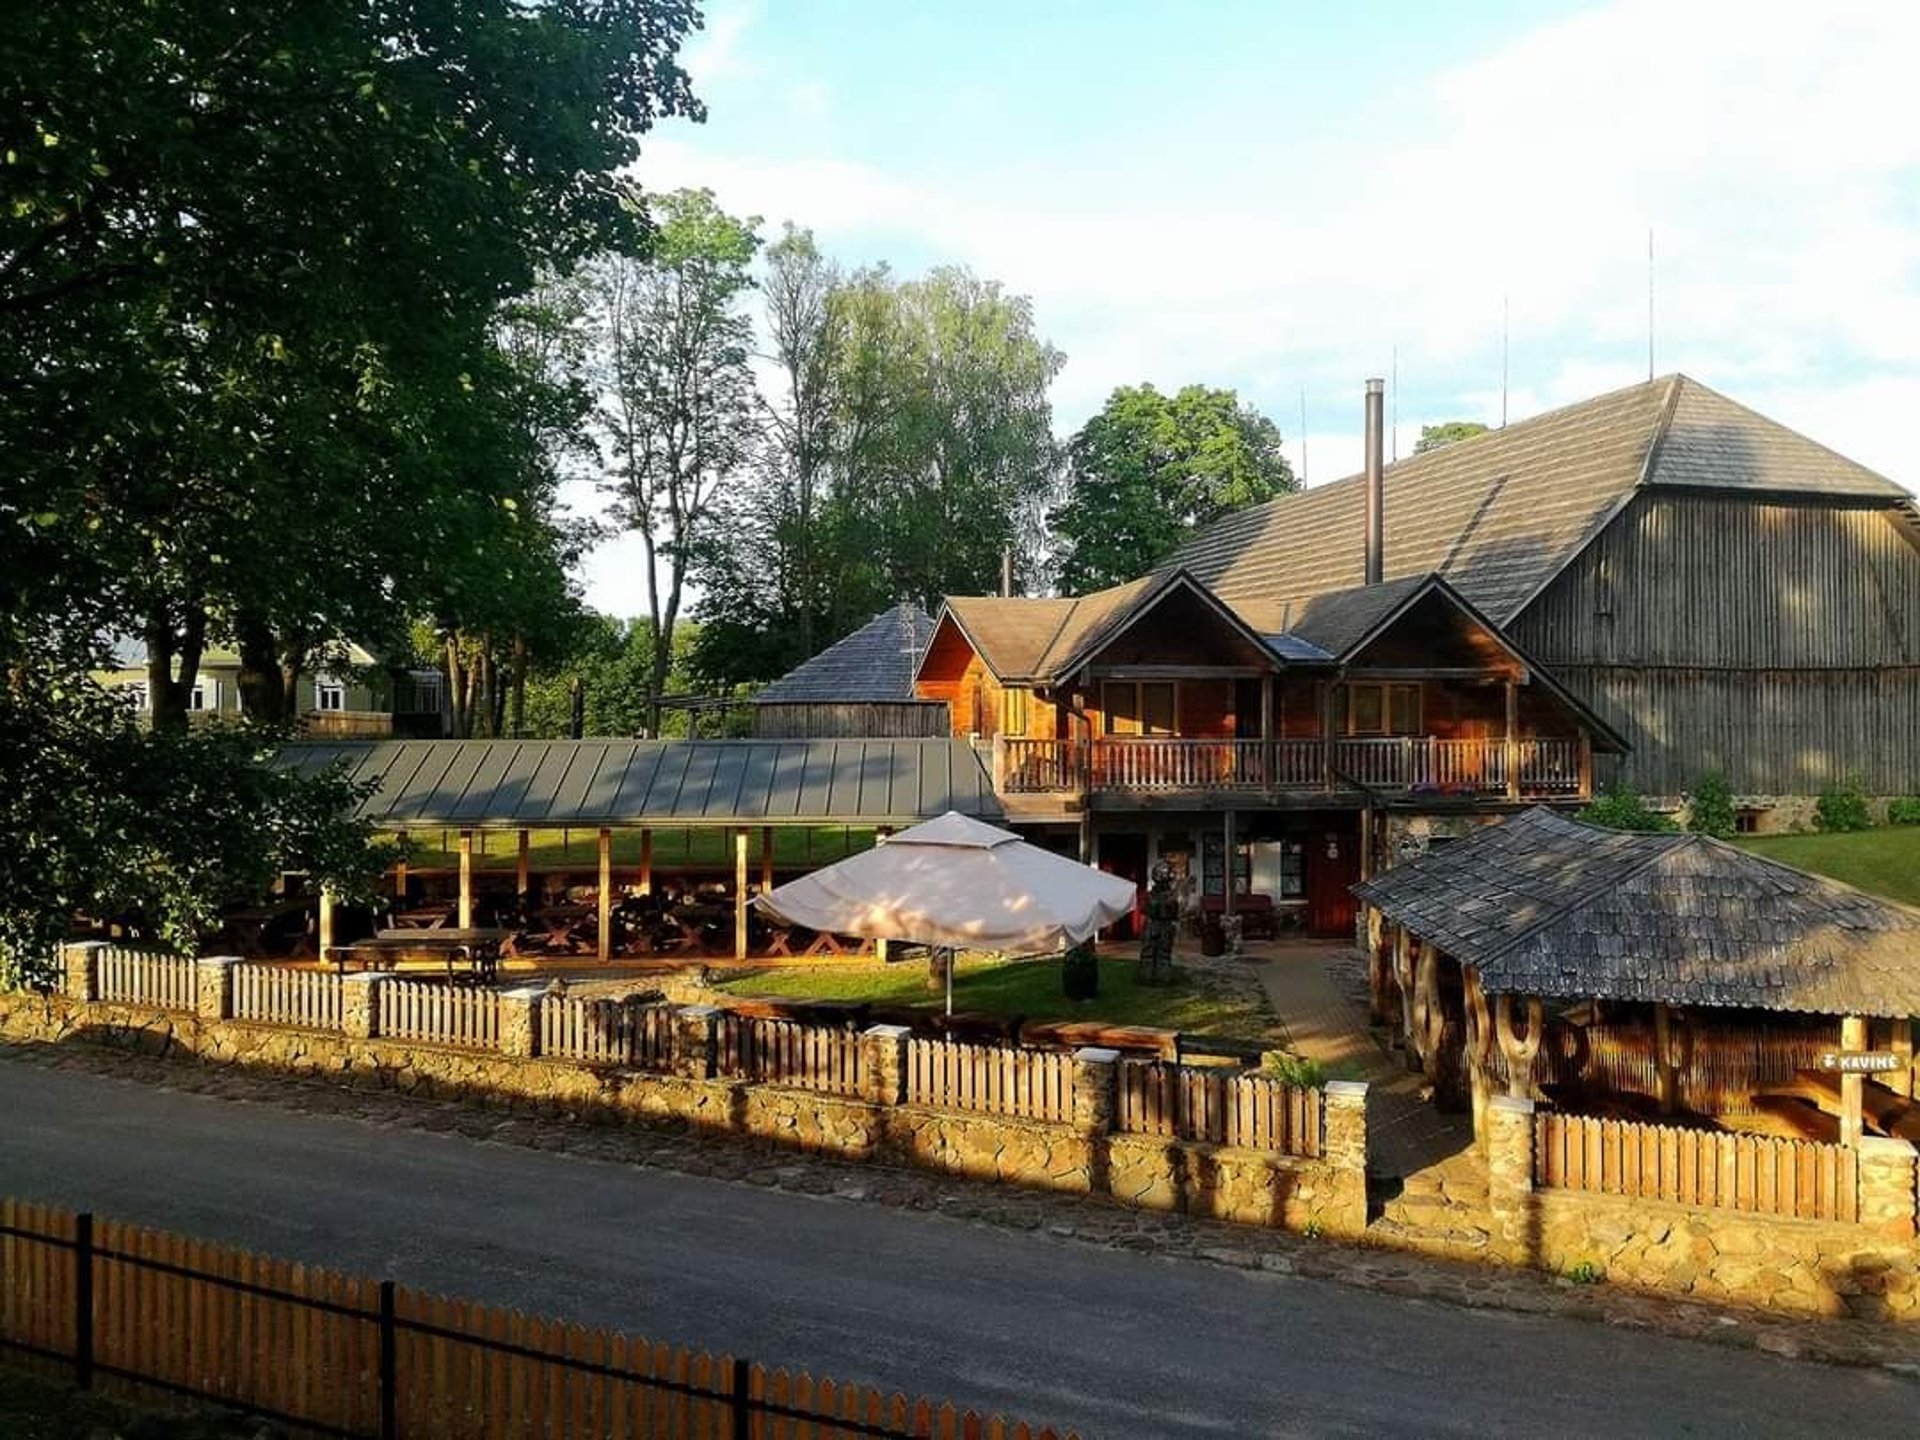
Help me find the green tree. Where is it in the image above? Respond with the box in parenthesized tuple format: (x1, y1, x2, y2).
(1051, 384, 1295, 593)
(1687, 771, 1737, 839)
(1414, 421, 1491, 455)
(589, 190, 762, 736)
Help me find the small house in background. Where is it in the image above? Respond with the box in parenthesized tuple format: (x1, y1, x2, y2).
(751, 604, 946, 739)
(97, 637, 450, 738)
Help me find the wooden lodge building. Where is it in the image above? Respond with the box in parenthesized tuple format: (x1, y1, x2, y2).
(892, 374, 1918, 937)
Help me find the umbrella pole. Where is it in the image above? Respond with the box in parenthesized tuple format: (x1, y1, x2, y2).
(945, 946, 954, 1018)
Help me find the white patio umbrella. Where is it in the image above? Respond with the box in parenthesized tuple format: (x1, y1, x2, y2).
(752, 811, 1138, 1014)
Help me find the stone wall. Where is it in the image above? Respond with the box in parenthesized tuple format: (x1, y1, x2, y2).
(0, 951, 1367, 1240)
(1483, 1095, 1920, 1320)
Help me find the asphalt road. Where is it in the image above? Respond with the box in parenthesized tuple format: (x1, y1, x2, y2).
(0, 1060, 1910, 1438)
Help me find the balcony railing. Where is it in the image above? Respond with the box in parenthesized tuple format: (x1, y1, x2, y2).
(997, 735, 1587, 799)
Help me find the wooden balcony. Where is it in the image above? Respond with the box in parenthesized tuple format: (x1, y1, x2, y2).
(995, 735, 1589, 802)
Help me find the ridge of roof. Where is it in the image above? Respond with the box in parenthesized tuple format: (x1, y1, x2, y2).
(755, 603, 937, 703)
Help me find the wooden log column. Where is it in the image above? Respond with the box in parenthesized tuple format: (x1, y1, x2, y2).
(1464, 967, 1495, 1145)
(1364, 906, 1387, 1024)
(638, 828, 653, 897)
(457, 830, 474, 930)
(1494, 992, 1544, 1100)
(1653, 1002, 1683, 1115)
(596, 828, 612, 963)
(318, 888, 336, 960)
(735, 829, 750, 960)
(1891, 1017, 1914, 1101)
(1393, 925, 1418, 1060)
(393, 833, 408, 899)
(1841, 1013, 1868, 1146)
(1503, 678, 1520, 801)
(1415, 942, 1447, 1085)
(760, 826, 775, 894)
(515, 830, 531, 902)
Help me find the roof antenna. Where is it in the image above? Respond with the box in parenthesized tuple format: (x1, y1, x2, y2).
(1298, 384, 1308, 486)
(1500, 295, 1509, 428)
(1390, 345, 1399, 462)
(1647, 228, 1656, 381)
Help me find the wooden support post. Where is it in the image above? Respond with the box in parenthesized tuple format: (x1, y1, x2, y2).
(760, 826, 775, 894)
(735, 828, 750, 960)
(596, 828, 612, 963)
(1321, 682, 1337, 792)
(393, 833, 408, 899)
(1364, 906, 1386, 1023)
(1359, 807, 1375, 883)
(515, 830, 530, 901)
(1653, 1002, 1679, 1116)
(318, 888, 336, 960)
(1393, 926, 1417, 1056)
(1892, 1017, 1915, 1100)
(457, 830, 474, 930)
(1259, 673, 1275, 785)
(1841, 1013, 1868, 1147)
(638, 828, 653, 897)
(1495, 993, 1545, 1100)
(1464, 967, 1495, 1146)
(1578, 730, 1594, 799)
(1503, 677, 1520, 801)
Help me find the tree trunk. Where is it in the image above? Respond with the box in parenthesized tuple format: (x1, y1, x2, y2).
(235, 615, 288, 725)
(568, 675, 584, 739)
(445, 634, 469, 738)
(509, 635, 528, 738)
(146, 603, 207, 733)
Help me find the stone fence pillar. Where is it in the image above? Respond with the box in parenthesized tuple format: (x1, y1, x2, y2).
(1857, 1136, 1918, 1241)
(1321, 1080, 1371, 1237)
(195, 956, 241, 1022)
(498, 987, 546, 1059)
(1071, 1047, 1119, 1135)
(1485, 1094, 1536, 1262)
(342, 974, 390, 1041)
(860, 1024, 911, 1107)
(674, 1005, 719, 1080)
(61, 941, 105, 1003)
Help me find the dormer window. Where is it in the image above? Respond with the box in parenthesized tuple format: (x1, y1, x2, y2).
(1345, 683, 1421, 736)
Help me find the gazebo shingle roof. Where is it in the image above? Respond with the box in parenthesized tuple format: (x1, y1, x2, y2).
(1353, 808, 1920, 1019)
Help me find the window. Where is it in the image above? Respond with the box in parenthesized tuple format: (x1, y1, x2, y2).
(1278, 840, 1305, 900)
(315, 678, 347, 712)
(1102, 681, 1177, 736)
(189, 680, 214, 712)
(1344, 683, 1421, 736)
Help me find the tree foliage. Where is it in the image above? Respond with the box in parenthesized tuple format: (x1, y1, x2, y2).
(1686, 771, 1737, 839)
(1414, 421, 1491, 455)
(1577, 784, 1681, 833)
(1050, 384, 1295, 593)
(0, 1, 701, 969)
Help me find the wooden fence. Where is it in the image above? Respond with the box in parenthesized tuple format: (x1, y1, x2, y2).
(1534, 1113, 1860, 1223)
(720, 1015, 864, 1097)
(378, 979, 501, 1052)
(1116, 1060, 1323, 1158)
(0, 1198, 1075, 1439)
(232, 964, 344, 1031)
(1523, 1021, 1834, 1116)
(905, 1039, 1073, 1123)
(94, 948, 195, 1012)
(540, 996, 675, 1071)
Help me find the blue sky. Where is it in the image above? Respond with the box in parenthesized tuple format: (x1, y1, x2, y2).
(578, 0, 1920, 614)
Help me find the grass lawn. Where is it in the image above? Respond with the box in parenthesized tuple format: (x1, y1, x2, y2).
(719, 953, 1279, 1040)
(391, 825, 876, 872)
(1736, 827, 1920, 907)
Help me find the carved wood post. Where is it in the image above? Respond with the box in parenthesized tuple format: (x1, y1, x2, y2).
(1494, 992, 1544, 1100)
(1393, 926, 1418, 1062)
(1464, 967, 1495, 1145)
(1841, 1014, 1868, 1147)
(1653, 1002, 1686, 1116)
(1364, 906, 1387, 1024)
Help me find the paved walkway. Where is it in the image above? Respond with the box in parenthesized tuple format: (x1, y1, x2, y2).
(1248, 939, 1472, 1178)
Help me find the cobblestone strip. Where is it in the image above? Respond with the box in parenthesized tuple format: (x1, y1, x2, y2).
(4, 1038, 1919, 1379)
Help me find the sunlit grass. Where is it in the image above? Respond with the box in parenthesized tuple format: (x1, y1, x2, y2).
(1736, 827, 1920, 907)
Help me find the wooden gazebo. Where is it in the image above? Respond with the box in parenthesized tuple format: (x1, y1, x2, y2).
(280, 737, 1003, 963)
(1354, 808, 1920, 1148)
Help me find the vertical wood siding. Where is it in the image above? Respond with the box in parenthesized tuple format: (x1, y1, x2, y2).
(1514, 493, 1920, 792)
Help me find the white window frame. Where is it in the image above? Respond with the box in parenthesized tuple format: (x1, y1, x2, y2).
(189, 679, 216, 712)
(315, 677, 347, 713)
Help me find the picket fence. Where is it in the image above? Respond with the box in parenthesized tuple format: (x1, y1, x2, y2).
(719, 1014, 864, 1097)
(0, 1198, 1075, 1439)
(93, 948, 196, 1012)
(1535, 1113, 1860, 1223)
(540, 995, 675, 1070)
(905, 1039, 1074, 1123)
(377, 979, 501, 1051)
(232, 964, 344, 1031)
(1116, 1060, 1323, 1158)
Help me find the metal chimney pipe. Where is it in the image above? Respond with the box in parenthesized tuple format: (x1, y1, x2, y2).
(1364, 377, 1386, 586)
(1000, 546, 1014, 597)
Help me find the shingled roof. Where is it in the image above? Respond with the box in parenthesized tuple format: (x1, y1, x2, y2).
(1172, 374, 1911, 628)
(754, 604, 937, 704)
(279, 738, 1003, 828)
(1353, 808, 1920, 1018)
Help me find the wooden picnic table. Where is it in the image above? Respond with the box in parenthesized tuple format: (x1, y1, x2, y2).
(330, 927, 514, 983)
(387, 904, 455, 931)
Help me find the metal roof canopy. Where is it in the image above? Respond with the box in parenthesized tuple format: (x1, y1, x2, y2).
(279, 738, 1005, 830)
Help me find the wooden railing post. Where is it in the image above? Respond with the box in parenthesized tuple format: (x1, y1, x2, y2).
(73, 1211, 94, 1390)
(730, 1353, 753, 1440)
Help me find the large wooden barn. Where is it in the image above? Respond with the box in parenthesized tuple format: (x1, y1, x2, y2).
(1175, 375, 1920, 814)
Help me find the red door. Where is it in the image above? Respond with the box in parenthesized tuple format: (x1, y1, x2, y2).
(1305, 823, 1360, 936)
(1099, 834, 1150, 940)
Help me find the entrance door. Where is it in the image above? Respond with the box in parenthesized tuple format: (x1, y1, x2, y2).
(1099, 833, 1150, 940)
(1305, 821, 1361, 936)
